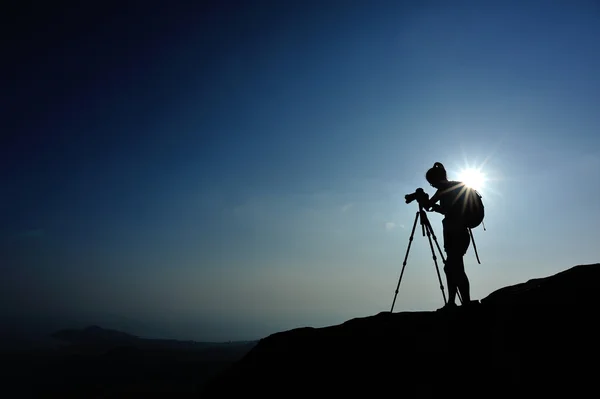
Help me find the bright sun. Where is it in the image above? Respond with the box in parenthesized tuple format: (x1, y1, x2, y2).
(457, 167, 486, 191)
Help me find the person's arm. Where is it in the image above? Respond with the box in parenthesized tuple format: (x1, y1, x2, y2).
(424, 190, 444, 214)
(429, 203, 444, 214)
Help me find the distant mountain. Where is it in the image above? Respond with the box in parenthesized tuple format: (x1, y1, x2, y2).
(52, 325, 257, 354)
(53, 325, 138, 343)
(201, 263, 600, 397)
(7, 325, 258, 396)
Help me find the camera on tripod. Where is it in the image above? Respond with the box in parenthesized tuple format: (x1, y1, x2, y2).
(405, 188, 429, 208)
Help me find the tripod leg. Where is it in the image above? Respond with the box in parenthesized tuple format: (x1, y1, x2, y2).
(428, 221, 446, 265)
(391, 211, 420, 313)
(421, 211, 447, 305)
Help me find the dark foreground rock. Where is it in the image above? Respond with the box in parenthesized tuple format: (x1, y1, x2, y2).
(201, 263, 600, 397)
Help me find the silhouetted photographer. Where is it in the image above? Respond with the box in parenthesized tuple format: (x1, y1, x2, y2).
(391, 162, 484, 312)
(423, 162, 483, 310)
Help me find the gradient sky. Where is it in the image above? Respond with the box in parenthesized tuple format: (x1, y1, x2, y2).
(2, 0, 600, 341)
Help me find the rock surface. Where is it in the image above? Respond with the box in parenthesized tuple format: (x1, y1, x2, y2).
(201, 263, 600, 397)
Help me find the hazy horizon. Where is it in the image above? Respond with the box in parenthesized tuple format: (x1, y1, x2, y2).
(3, 1, 600, 342)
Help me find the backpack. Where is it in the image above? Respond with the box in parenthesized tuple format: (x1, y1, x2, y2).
(456, 185, 485, 229)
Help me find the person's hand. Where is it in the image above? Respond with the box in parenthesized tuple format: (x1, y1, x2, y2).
(429, 204, 442, 213)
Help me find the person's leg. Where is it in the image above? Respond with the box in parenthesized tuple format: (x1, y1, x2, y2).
(442, 220, 458, 305)
(455, 228, 471, 304)
(444, 256, 458, 305)
(455, 255, 471, 303)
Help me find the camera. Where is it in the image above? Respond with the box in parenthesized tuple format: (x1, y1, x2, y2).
(405, 188, 429, 207)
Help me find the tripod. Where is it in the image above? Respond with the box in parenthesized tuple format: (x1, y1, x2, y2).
(390, 204, 462, 313)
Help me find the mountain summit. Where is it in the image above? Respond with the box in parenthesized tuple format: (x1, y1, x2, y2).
(201, 263, 600, 397)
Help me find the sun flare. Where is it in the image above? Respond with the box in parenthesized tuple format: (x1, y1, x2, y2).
(457, 167, 486, 191)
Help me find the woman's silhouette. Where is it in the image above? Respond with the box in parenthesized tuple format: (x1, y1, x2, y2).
(424, 162, 472, 309)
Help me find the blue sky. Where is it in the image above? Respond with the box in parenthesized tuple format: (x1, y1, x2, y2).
(2, 1, 600, 341)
